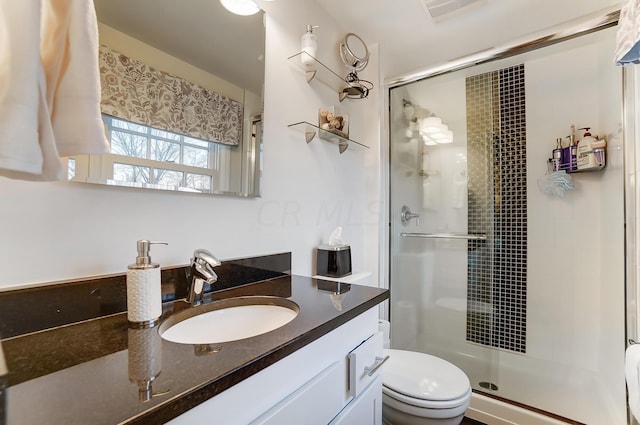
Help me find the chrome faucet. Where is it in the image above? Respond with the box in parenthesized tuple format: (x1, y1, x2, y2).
(187, 249, 221, 305)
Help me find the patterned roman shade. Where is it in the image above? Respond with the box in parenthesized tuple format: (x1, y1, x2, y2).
(98, 45, 242, 146)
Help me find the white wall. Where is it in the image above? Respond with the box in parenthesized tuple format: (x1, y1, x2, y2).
(0, 1, 382, 289)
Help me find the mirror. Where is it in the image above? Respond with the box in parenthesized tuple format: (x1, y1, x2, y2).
(70, 0, 265, 197)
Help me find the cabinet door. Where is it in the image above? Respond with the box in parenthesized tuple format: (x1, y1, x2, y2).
(329, 376, 382, 425)
(250, 362, 344, 425)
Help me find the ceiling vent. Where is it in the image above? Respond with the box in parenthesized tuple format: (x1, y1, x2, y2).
(420, 0, 487, 22)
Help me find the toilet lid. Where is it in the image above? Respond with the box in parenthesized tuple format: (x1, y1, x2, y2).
(381, 349, 470, 402)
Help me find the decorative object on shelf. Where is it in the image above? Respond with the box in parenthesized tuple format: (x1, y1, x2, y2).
(301, 25, 319, 67)
(318, 105, 348, 138)
(287, 121, 368, 154)
(338, 33, 373, 101)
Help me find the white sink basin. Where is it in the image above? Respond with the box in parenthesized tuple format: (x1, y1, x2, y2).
(159, 296, 299, 344)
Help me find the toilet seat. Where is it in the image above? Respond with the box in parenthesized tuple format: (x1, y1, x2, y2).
(383, 384, 471, 410)
(381, 349, 471, 410)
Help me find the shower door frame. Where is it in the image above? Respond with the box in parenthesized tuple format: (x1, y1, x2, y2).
(381, 5, 639, 424)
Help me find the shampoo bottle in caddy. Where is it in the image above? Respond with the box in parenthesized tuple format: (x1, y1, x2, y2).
(552, 138, 563, 171)
(127, 240, 167, 328)
(576, 127, 597, 170)
(562, 124, 577, 172)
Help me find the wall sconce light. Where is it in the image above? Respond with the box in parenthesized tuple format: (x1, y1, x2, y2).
(219, 0, 260, 15)
(420, 115, 453, 144)
(431, 129, 453, 144)
(420, 116, 442, 134)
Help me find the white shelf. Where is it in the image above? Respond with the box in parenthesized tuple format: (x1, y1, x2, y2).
(288, 121, 368, 154)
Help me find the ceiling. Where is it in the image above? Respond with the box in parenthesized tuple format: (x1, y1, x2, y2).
(313, 0, 622, 79)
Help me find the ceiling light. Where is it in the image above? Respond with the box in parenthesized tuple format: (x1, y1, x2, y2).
(219, 0, 260, 16)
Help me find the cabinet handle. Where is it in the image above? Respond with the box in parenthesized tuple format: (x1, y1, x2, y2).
(364, 355, 389, 376)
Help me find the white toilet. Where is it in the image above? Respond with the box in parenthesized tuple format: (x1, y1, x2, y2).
(379, 321, 472, 425)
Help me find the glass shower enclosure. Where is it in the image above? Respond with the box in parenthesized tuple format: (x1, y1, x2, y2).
(388, 23, 626, 424)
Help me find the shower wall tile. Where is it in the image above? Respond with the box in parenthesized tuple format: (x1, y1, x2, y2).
(466, 64, 527, 353)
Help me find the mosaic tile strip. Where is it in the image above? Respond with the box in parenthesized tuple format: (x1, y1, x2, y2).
(466, 64, 527, 353)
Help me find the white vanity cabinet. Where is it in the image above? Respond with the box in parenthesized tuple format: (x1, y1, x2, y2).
(330, 376, 382, 425)
(330, 331, 386, 425)
(167, 307, 382, 425)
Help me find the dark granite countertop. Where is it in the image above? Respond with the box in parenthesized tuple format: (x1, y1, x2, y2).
(1, 274, 389, 425)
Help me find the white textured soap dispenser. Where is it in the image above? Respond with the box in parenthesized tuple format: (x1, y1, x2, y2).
(301, 25, 319, 66)
(127, 240, 167, 328)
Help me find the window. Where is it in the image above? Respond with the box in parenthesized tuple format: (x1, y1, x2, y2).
(100, 115, 226, 191)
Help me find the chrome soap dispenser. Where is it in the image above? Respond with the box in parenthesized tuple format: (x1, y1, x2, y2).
(127, 240, 167, 328)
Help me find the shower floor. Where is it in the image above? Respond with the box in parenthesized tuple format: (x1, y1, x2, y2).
(411, 337, 625, 424)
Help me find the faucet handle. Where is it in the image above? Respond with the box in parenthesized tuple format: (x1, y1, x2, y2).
(192, 249, 221, 267)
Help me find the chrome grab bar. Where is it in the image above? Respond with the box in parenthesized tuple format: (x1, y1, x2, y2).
(400, 232, 487, 241)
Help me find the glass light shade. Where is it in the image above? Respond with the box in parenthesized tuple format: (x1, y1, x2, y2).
(430, 124, 449, 139)
(435, 130, 454, 144)
(422, 135, 437, 146)
(220, 0, 260, 15)
(420, 116, 442, 134)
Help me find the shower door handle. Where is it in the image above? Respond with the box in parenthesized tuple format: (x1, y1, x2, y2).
(400, 205, 420, 226)
(401, 232, 487, 240)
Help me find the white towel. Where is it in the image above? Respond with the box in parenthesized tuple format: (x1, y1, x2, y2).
(0, 1, 48, 176)
(44, 0, 109, 157)
(625, 344, 640, 421)
(0, 0, 109, 181)
(615, 0, 640, 65)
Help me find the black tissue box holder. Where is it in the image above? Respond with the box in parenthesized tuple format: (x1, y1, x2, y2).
(316, 244, 352, 278)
